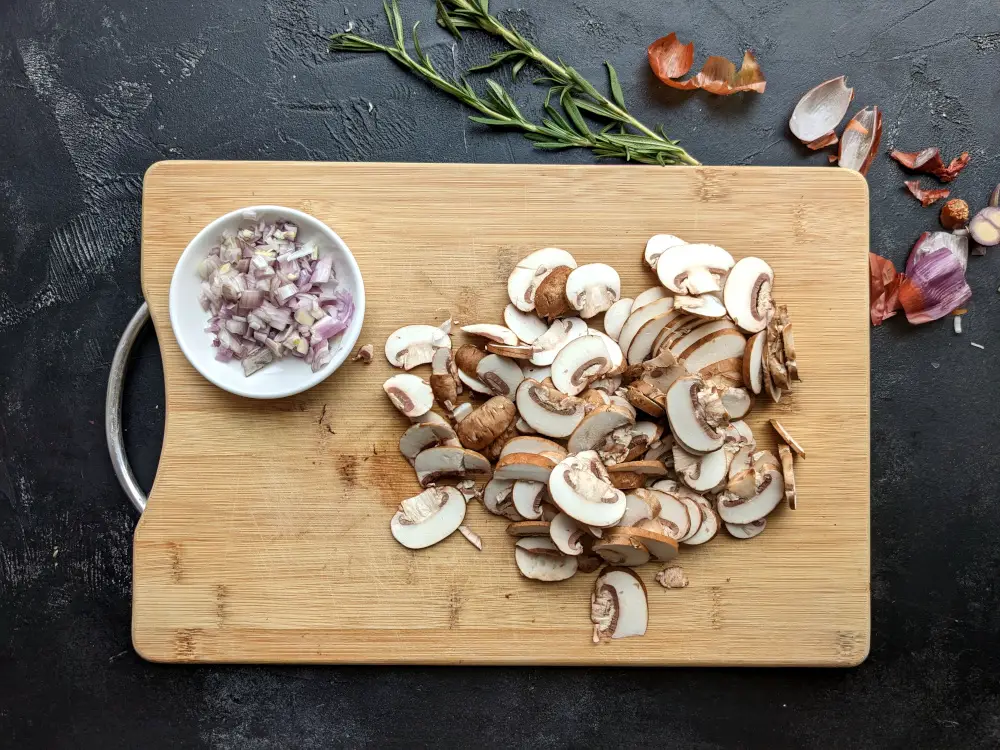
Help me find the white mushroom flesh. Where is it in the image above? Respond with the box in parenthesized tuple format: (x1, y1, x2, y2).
(390, 486, 467, 549)
(383, 374, 434, 418)
(385, 325, 451, 370)
(515, 537, 578, 581)
(565, 264, 621, 319)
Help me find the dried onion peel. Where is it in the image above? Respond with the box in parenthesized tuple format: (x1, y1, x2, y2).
(647, 33, 766, 95)
(869, 252, 902, 326)
(889, 148, 970, 183)
(838, 107, 882, 175)
(904, 180, 951, 207)
(789, 76, 854, 147)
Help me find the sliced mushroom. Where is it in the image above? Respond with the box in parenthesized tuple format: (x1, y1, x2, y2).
(493, 452, 557, 483)
(651, 488, 693, 541)
(673, 443, 728, 493)
(626, 311, 686, 365)
(586, 330, 625, 374)
(534, 265, 574, 321)
(454, 396, 516, 450)
(632, 286, 670, 311)
(530, 317, 588, 366)
(540, 502, 561, 522)
(778, 443, 797, 510)
(701, 357, 745, 389)
(409, 410, 453, 427)
(520, 363, 551, 381)
(617, 297, 674, 358)
(603, 298, 634, 341)
(384, 325, 450, 370)
(770, 420, 806, 458)
(666, 376, 727, 454)
(512, 479, 547, 520)
(589, 375, 622, 395)
(626, 525, 679, 561)
(580, 388, 611, 410)
(567, 405, 635, 454)
(565, 264, 621, 319)
(499, 436, 567, 460)
(742, 331, 766, 395)
(719, 386, 753, 420)
(399, 421, 461, 464)
(619, 488, 664, 527)
(390, 486, 467, 549)
(643, 438, 672, 464)
(515, 416, 536, 434)
(549, 512, 588, 555)
(454, 344, 487, 376)
(605, 460, 669, 490)
(514, 537, 578, 581)
(383, 374, 434, 418)
(593, 533, 650, 566)
(507, 247, 578, 312)
(625, 381, 666, 418)
(673, 293, 728, 319)
(429, 347, 460, 410)
(654, 564, 689, 589)
(503, 303, 549, 344)
(475, 354, 524, 397)
(461, 324, 519, 346)
(483, 478, 520, 520)
(596, 425, 646, 465)
(716, 464, 785, 524)
(644, 234, 687, 270)
(507, 520, 552, 537)
(591, 567, 648, 643)
(676, 330, 747, 379)
(482, 421, 519, 463)
(515, 379, 587, 438)
(548, 451, 626, 528)
(723, 257, 774, 334)
(726, 469, 757, 499)
(656, 244, 735, 295)
(485, 342, 534, 360)
(726, 518, 767, 539)
(451, 402, 474, 424)
(680, 501, 719, 546)
(414, 445, 492, 486)
(550, 335, 614, 396)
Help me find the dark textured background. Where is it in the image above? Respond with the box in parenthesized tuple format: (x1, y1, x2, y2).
(2, 0, 999, 746)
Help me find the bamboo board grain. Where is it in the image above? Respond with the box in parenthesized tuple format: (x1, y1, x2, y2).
(134, 161, 870, 666)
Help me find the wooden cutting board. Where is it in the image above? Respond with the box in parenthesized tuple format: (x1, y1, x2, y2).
(134, 161, 870, 665)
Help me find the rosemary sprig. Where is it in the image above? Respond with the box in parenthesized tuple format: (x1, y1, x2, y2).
(436, 0, 699, 165)
(329, 1, 699, 166)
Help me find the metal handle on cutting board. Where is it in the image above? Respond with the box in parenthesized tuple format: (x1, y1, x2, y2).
(106, 303, 150, 514)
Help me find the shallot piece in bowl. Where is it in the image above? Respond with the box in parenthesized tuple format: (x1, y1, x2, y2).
(170, 206, 365, 399)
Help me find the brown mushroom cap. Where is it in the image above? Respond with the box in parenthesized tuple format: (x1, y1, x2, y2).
(455, 396, 517, 450)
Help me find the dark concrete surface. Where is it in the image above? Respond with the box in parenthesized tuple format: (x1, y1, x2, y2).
(1, 0, 999, 746)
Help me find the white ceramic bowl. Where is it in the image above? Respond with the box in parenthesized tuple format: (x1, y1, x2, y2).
(169, 206, 365, 399)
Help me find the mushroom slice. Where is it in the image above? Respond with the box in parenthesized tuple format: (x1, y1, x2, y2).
(633, 286, 670, 311)
(461, 324, 519, 346)
(503, 304, 549, 344)
(673, 444, 728, 493)
(429, 347, 461, 412)
(778, 444, 797, 510)
(719, 387, 753, 420)
(633, 421, 665, 445)
(515, 417, 536, 434)
(593, 533, 651, 566)
(549, 512, 588, 555)
(626, 312, 685, 365)
(533, 265, 575, 322)
(455, 396, 516, 450)
(596, 426, 644, 465)
(643, 438, 672, 464)
(676, 330, 747, 375)
(399, 421, 461, 464)
(651, 489, 693, 541)
(644, 234, 687, 270)
(726, 469, 757, 499)
(567, 405, 635, 454)
(485, 342, 534, 360)
(742, 331, 766, 395)
(586, 330, 625, 374)
(673, 294, 728, 320)
(383, 374, 434, 418)
(770, 420, 806, 458)
(548, 451, 627, 528)
(603, 298, 634, 341)
(565, 264, 622, 319)
(507, 247, 578, 312)
(626, 525, 679, 562)
(591, 567, 648, 642)
(454, 344, 487, 376)
(590, 375, 622, 395)
(512, 479, 547, 520)
(507, 520, 552, 537)
(520, 363, 551, 382)
(726, 518, 767, 539)
(681, 502, 720, 546)
(619, 488, 664, 527)
(515, 537, 578, 581)
(716, 465, 785, 524)
(500, 436, 567, 460)
(493, 452, 557, 483)
(701, 357, 745, 389)
(551, 335, 613, 396)
(625, 382, 665, 418)
(617, 298, 675, 358)
(384, 325, 451, 370)
(475, 354, 524, 397)
(656, 244, 735, 295)
(390, 486, 467, 549)
(457, 369, 493, 395)
(666, 376, 727, 455)
(483, 478, 520, 520)
(530, 317, 588, 366)
(668, 319, 738, 358)
(606, 460, 668, 480)
(608, 394, 637, 419)
(580, 388, 611, 410)
(414, 446, 492, 486)
(540, 502, 561, 522)
(515, 379, 587, 438)
(723, 257, 774, 334)
(451, 402, 474, 424)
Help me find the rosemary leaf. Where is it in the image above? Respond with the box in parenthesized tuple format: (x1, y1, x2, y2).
(606, 62, 626, 109)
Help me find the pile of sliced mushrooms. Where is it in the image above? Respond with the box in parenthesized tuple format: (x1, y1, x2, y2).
(381, 238, 804, 643)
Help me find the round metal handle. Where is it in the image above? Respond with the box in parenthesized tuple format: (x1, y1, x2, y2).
(106, 302, 151, 514)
